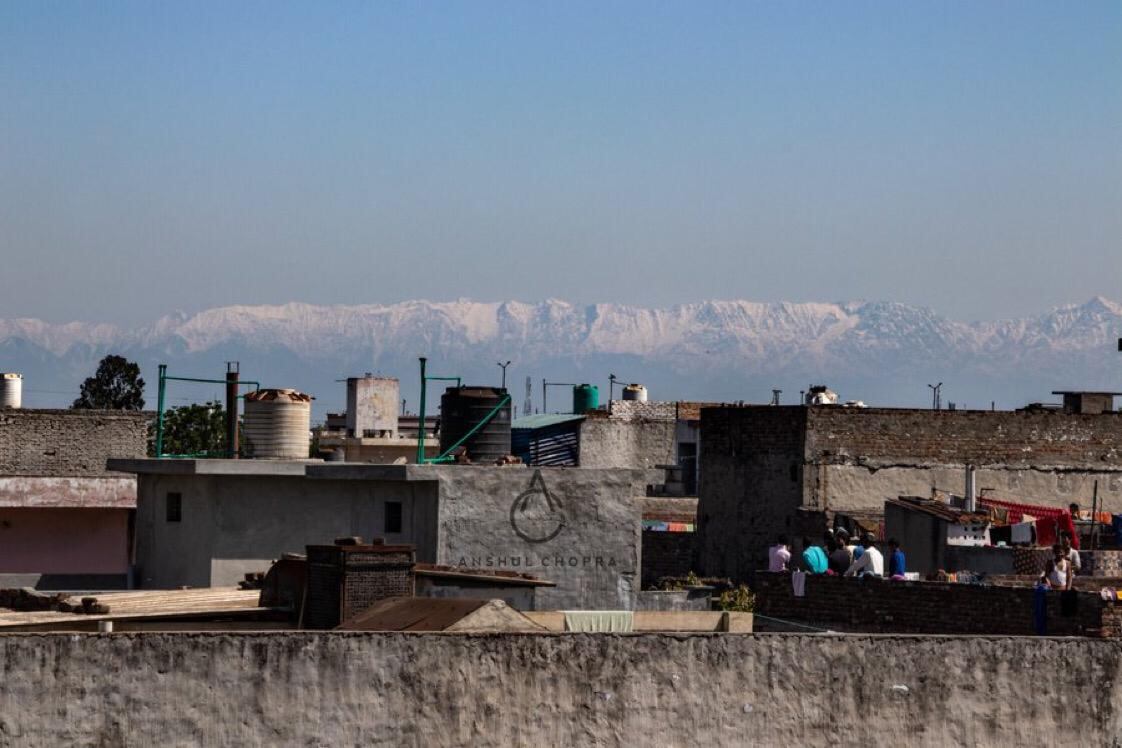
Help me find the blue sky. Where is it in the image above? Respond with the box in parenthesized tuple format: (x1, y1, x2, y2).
(1, 2, 1119, 324)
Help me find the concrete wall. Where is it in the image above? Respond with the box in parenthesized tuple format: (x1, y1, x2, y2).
(578, 416, 675, 474)
(1, 632, 1121, 746)
(131, 464, 642, 609)
(0, 409, 149, 477)
(346, 377, 399, 438)
(430, 466, 640, 609)
(134, 474, 439, 588)
(0, 507, 130, 574)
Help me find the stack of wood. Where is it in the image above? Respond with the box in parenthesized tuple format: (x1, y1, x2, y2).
(0, 588, 68, 612)
(0, 588, 110, 615)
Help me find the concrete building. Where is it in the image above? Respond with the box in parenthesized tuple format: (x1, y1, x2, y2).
(109, 460, 642, 609)
(696, 404, 1122, 583)
(346, 375, 399, 438)
(316, 377, 439, 463)
(0, 408, 149, 589)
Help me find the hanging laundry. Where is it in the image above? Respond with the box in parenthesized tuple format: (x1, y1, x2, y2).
(792, 571, 807, 598)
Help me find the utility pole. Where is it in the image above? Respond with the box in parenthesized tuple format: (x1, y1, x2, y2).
(496, 360, 511, 389)
(928, 382, 943, 411)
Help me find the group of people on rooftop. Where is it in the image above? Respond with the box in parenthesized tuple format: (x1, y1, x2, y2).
(768, 530, 906, 579)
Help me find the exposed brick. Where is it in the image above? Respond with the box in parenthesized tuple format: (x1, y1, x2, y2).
(755, 572, 1116, 636)
(641, 532, 696, 589)
(0, 409, 149, 477)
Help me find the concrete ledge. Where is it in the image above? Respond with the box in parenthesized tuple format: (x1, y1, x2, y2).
(0, 631, 1117, 745)
(107, 458, 313, 476)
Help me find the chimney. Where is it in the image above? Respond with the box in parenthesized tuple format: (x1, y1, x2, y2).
(303, 537, 415, 629)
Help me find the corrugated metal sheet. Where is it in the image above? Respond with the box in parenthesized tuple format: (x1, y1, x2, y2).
(511, 417, 582, 467)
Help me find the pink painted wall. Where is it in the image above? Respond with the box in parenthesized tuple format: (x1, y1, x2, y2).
(0, 508, 130, 573)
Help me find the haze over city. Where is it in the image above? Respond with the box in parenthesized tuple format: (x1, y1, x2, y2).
(2, 2, 1120, 325)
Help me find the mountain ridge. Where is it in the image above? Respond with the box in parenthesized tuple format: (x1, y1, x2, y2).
(2, 297, 1120, 414)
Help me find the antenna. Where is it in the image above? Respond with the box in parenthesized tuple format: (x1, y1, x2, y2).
(928, 382, 943, 411)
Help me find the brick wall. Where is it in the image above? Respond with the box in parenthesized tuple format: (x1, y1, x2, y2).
(605, 400, 677, 422)
(304, 544, 416, 629)
(696, 407, 807, 582)
(641, 532, 696, 589)
(755, 572, 1114, 636)
(804, 407, 1122, 467)
(0, 409, 149, 477)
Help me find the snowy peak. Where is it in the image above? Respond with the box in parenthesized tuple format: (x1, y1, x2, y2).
(1, 297, 1120, 361)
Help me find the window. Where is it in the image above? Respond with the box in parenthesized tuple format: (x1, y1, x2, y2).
(166, 492, 182, 523)
(384, 501, 403, 534)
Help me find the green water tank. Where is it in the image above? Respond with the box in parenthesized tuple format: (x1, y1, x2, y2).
(572, 384, 599, 414)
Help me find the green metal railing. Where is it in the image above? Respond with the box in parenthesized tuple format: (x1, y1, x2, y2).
(154, 364, 260, 458)
(415, 356, 506, 464)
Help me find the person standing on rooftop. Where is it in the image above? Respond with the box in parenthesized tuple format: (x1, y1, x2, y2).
(768, 535, 792, 572)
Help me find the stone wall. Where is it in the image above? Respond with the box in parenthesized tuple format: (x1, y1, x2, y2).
(0, 409, 149, 477)
(641, 531, 697, 588)
(754, 572, 1118, 636)
(2, 632, 1122, 745)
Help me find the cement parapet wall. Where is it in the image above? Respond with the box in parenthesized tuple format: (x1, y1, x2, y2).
(1, 631, 1121, 746)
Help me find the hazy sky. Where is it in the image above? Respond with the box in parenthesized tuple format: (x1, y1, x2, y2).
(2, 2, 1119, 325)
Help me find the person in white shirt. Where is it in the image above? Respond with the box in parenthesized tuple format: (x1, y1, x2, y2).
(1061, 532, 1081, 576)
(768, 535, 792, 572)
(844, 535, 884, 577)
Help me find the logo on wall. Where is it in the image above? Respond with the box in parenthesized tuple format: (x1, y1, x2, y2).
(510, 470, 567, 543)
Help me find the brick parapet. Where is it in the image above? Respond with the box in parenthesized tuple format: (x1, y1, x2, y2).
(0, 409, 150, 477)
(755, 572, 1113, 636)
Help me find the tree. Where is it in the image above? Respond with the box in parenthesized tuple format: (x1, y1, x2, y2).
(150, 400, 227, 457)
(72, 355, 146, 410)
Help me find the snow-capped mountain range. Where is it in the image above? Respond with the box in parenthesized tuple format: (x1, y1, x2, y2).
(3, 297, 1121, 416)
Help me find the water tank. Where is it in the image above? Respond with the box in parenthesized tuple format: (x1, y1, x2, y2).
(242, 389, 312, 459)
(0, 373, 22, 409)
(439, 386, 511, 463)
(622, 384, 648, 402)
(572, 384, 599, 414)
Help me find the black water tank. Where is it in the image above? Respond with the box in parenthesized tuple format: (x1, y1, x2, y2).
(439, 386, 512, 463)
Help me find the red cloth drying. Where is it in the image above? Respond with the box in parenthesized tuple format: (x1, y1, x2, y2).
(978, 497, 1079, 549)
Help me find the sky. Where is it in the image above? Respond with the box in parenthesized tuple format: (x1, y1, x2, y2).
(1, 1, 1119, 325)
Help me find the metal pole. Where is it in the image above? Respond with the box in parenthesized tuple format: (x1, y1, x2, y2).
(542, 378, 547, 414)
(225, 362, 239, 459)
(1092, 480, 1100, 551)
(497, 361, 510, 389)
(155, 364, 167, 457)
(417, 357, 427, 464)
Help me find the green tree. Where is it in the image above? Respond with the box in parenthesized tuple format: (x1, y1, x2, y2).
(151, 400, 227, 457)
(72, 354, 146, 410)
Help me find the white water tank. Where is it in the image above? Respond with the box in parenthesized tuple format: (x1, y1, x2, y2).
(0, 373, 22, 408)
(622, 383, 648, 402)
(242, 389, 312, 459)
